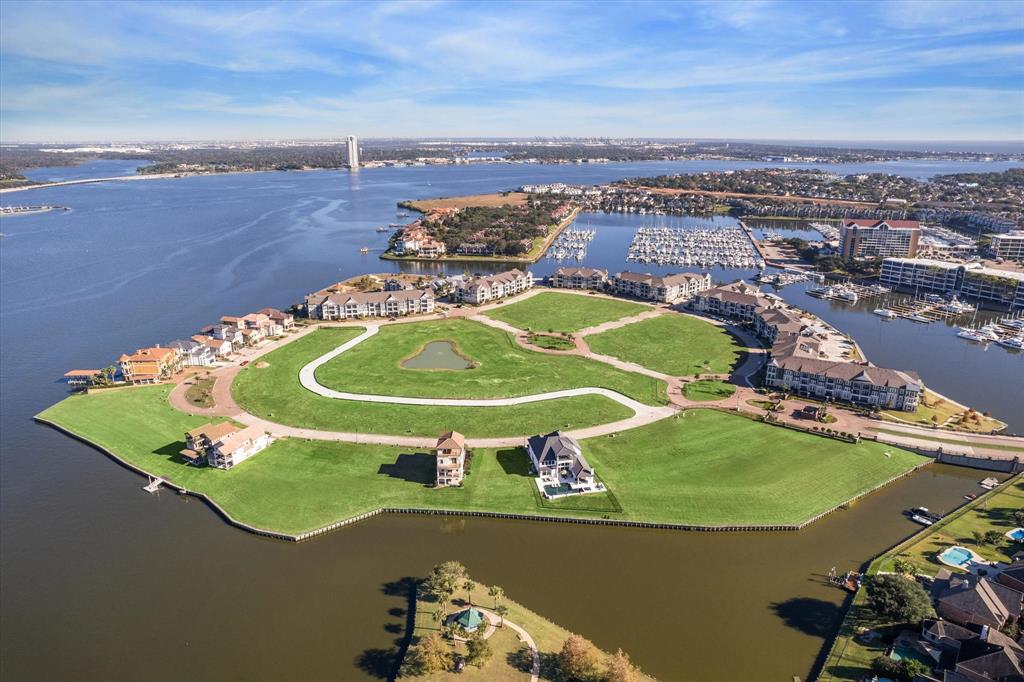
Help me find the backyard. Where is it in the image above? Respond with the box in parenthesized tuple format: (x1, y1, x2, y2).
(232, 328, 635, 437)
(586, 313, 744, 376)
(483, 291, 648, 334)
(313, 318, 667, 405)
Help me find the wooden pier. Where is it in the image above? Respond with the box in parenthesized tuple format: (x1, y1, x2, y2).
(143, 477, 165, 493)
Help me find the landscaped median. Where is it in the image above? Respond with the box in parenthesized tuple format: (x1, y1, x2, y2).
(37, 385, 929, 537)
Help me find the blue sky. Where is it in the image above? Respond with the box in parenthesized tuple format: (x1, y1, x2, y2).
(1, 0, 1022, 142)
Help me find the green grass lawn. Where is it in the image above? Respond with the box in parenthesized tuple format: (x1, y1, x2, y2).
(526, 333, 575, 351)
(313, 319, 667, 405)
(483, 291, 648, 333)
(233, 328, 636, 437)
(38, 386, 929, 534)
(587, 313, 744, 377)
(582, 411, 928, 526)
(683, 379, 737, 402)
(880, 389, 1005, 432)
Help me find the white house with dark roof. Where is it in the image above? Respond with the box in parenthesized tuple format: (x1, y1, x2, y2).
(166, 339, 217, 367)
(526, 431, 602, 497)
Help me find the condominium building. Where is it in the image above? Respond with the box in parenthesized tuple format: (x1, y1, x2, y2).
(550, 267, 608, 290)
(765, 353, 923, 411)
(839, 219, 920, 259)
(305, 286, 435, 320)
(690, 281, 772, 322)
(880, 258, 1024, 310)
(993, 231, 1024, 263)
(609, 271, 711, 303)
(435, 431, 466, 487)
(346, 135, 359, 169)
(454, 269, 533, 304)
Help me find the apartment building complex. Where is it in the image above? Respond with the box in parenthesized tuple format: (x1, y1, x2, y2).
(454, 269, 533, 304)
(881, 258, 1024, 310)
(305, 286, 435, 320)
(609, 271, 711, 303)
(550, 266, 608, 290)
(690, 280, 771, 322)
(993, 231, 1024, 262)
(839, 219, 921, 259)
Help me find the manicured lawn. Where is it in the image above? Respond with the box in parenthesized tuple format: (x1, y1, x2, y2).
(314, 319, 667, 405)
(408, 580, 652, 681)
(587, 313, 744, 377)
(526, 333, 575, 351)
(38, 386, 928, 534)
(233, 328, 636, 437)
(880, 389, 1006, 432)
(683, 379, 736, 402)
(581, 411, 928, 525)
(483, 291, 648, 333)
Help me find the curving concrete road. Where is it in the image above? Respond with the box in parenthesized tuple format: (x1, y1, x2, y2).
(298, 322, 673, 417)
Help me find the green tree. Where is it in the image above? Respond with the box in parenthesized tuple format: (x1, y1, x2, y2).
(465, 628, 492, 667)
(463, 579, 475, 605)
(423, 561, 469, 616)
(865, 574, 934, 623)
(557, 634, 603, 682)
(495, 604, 509, 627)
(893, 557, 918, 576)
(972, 530, 985, 545)
(402, 633, 452, 676)
(605, 648, 642, 682)
(488, 585, 504, 608)
(983, 530, 1004, 546)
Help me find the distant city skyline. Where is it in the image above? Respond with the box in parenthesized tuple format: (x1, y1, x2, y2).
(1, 0, 1022, 142)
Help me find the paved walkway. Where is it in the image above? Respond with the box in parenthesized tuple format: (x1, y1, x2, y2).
(472, 607, 540, 682)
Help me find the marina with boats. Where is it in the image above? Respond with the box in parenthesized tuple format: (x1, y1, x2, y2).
(626, 225, 764, 269)
(546, 228, 596, 261)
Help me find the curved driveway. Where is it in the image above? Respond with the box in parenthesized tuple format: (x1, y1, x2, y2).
(298, 322, 672, 418)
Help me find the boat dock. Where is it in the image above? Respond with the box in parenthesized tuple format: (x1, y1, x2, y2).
(143, 477, 166, 493)
(886, 296, 974, 323)
(806, 282, 890, 305)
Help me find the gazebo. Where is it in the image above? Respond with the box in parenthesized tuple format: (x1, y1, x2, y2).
(451, 607, 485, 632)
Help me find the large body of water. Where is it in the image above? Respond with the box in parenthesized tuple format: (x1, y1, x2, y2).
(1, 159, 1021, 681)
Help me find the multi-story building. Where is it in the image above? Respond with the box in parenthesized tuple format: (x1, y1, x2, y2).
(880, 258, 1024, 310)
(166, 339, 217, 367)
(118, 345, 181, 384)
(454, 269, 533, 304)
(753, 307, 806, 344)
(550, 267, 608, 290)
(993, 231, 1024, 262)
(305, 287, 435, 320)
(434, 431, 466, 487)
(609, 271, 711, 303)
(346, 135, 359, 169)
(258, 307, 295, 331)
(839, 219, 920, 259)
(205, 424, 272, 470)
(765, 353, 923, 411)
(690, 281, 771, 322)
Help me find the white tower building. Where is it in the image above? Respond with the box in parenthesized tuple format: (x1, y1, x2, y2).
(346, 135, 360, 169)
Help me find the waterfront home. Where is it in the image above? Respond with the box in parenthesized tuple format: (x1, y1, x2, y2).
(191, 334, 233, 358)
(934, 572, 1023, 630)
(690, 281, 772, 322)
(63, 369, 101, 389)
(240, 327, 265, 346)
(764, 352, 922, 411)
(609, 271, 711, 303)
(839, 219, 920, 259)
(118, 345, 181, 384)
(997, 563, 1024, 593)
(382, 278, 411, 292)
(921, 617, 1024, 681)
(206, 424, 272, 470)
(305, 287, 435, 320)
(417, 238, 447, 259)
(550, 266, 608, 290)
(526, 431, 598, 494)
(181, 421, 239, 465)
(454, 269, 533, 304)
(434, 431, 466, 487)
(166, 339, 217, 367)
(200, 324, 244, 349)
(258, 307, 295, 330)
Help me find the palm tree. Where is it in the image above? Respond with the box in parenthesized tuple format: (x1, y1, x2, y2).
(463, 579, 474, 606)
(488, 585, 504, 608)
(495, 604, 509, 627)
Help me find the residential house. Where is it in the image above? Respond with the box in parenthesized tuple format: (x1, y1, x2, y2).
(206, 424, 272, 470)
(435, 431, 467, 487)
(997, 563, 1024, 593)
(258, 307, 295, 330)
(550, 266, 608, 290)
(454, 269, 533, 304)
(418, 238, 447, 259)
(118, 345, 181, 384)
(305, 287, 435, 320)
(609, 271, 711, 303)
(200, 324, 244, 350)
(240, 327, 265, 346)
(935, 573, 1023, 630)
(382, 278, 411, 292)
(526, 431, 597, 494)
(921, 617, 1024, 681)
(167, 339, 217, 367)
(192, 334, 233, 358)
(181, 422, 240, 466)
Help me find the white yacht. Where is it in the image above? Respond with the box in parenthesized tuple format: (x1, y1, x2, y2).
(873, 308, 897, 319)
(998, 336, 1024, 350)
(957, 328, 986, 342)
(838, 290, 858, 303)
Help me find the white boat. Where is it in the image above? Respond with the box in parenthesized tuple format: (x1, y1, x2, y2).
(838, 290, 858, 303)
(874, 308, 897, 319)
(1000, 317, 1024, 330)
(908, 313, 931, 323)
(957, 329, 986, 342)
(998, 336, 1024, 350)
(911, 514, 934, 526)
(807, 285, 833, 298)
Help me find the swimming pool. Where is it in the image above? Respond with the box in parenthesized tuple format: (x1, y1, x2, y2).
(938, 546, 973, 567)
(1007, 528, 1024, 542)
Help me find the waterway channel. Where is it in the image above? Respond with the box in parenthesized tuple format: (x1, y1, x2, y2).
(1, 159, 1021, 680)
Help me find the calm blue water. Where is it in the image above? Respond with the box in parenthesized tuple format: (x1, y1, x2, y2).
(21, 158, 150, 182)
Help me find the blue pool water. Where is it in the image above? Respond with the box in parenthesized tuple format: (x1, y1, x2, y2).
(1010, 529, 1024, 541)
(940, 547, 973, 566)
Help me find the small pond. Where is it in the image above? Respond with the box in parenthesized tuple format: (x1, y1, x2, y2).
(401, 341, 473, 369)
